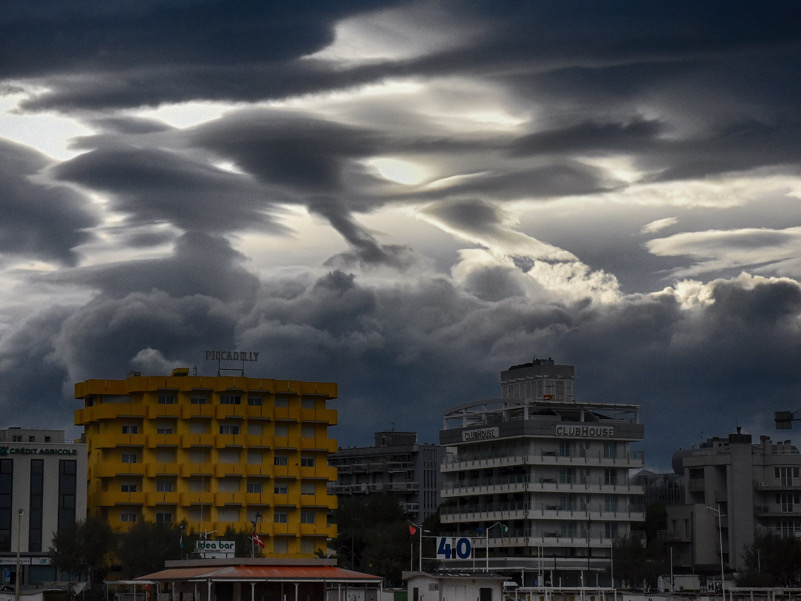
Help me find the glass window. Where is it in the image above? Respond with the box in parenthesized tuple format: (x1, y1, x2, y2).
(300, 456, 315, 468)
(120, 512, 138, 523)
(157, 394, 175, 404)
(156, 480, 174, 492)
(121, 483, 138, 492)
(301, 482, 315, 496)
(190, 396, 207, 405)
(274, 455, 288, 466)
(274, 483, 288, 494)
(301, 426, 315, 439)
(122, 425, 138, 434)
(156, 512, 173, 523)
(121, 453, 138, 464)
(248, 397, 263, 406)
(247, 482, 262, 493)
(220, 395, 241, 405)
(301, 398, 315, 409)
(301, 511, 315, 524)
(274, 511, 288, 524)
(219, 424, 240, 435)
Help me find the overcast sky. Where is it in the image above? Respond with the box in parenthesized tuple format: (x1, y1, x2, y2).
(2, 0, 801, 469)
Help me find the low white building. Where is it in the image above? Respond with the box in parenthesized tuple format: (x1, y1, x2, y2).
(404, 571, 504, 601)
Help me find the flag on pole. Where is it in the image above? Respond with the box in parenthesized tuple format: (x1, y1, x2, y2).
(409, 524, 417, 535)
(252, 533, 265, 548)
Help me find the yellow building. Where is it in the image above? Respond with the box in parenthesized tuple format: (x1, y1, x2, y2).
(74, 368, 338, 557)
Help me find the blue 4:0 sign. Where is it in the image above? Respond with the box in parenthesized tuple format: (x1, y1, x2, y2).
(436, 536, 472, 560)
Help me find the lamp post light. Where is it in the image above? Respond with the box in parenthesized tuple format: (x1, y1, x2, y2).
(14, 509, 23, 601)
(706, 505, 725, 601)
(485, 522, 507, 571)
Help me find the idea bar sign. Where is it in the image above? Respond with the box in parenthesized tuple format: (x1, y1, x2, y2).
(195, 540, 235, 558)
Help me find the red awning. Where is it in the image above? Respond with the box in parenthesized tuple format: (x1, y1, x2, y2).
(138, 565, 382, 584)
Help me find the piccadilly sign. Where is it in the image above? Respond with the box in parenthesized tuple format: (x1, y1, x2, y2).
(205, 350, 259, 362)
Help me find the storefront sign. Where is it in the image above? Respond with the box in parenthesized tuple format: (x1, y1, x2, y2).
(0, 447, 77, 456)
(554, 425, 614, 438)
(462, 427, 499, 442)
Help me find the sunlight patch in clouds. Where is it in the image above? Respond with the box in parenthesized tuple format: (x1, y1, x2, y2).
(366, 157, 429, 185)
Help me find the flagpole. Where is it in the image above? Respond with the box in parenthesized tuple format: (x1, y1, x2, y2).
(419, 526, 423, 572)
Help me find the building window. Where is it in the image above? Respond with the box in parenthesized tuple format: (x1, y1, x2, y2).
(11, 436, 21, 442)
(301, 398, 315, 409)
(275, 397, 289, 408)
(190, 397, 207, 405)
(58, 460, 77, 533)
(274, 483, 288, 495)
(156, 480, 174, 492)
(301, 426, 315, 439)
(604, 468, 618, 485)
(779, 493, 800, 512)
(220, 395, 241, 405)
(274, 424, 289, 437)
(605, 522, 619, 539)
(274, 455, 288, 466)
(122, 425, 138, 434)
(120, 512, 138, 523)
(300, 456, 315, 468)
(156, 512, 173, 523)
(158, 394, 175, 404)
(248, 397, 263, 406)
(121, 453, 138, 464)
(29, 459, 43, 552)
(603, 442, 617, 459)
(274, 511, 288, 524)
(301, 482, 315, 496)
(28, 436, 35, 442)
(121, 483, 138, 492)
(219, 424, 240, 435)
(300, 511, 315, 524)
(247, 482, 262, 494)
(558, 467, 573, 484)
(604, 495, 618, 512)
(559, 440, 571, 457)
(157, 426, 174, 434)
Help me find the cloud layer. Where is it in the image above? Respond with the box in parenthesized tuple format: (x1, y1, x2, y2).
(2, 0, 801, 467)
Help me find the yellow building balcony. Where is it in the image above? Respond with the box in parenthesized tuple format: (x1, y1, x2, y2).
(299, 408, 337, 424)
(181, 433, 215, 447)
(245, 492, 271, 506)
(146, 404, 181, 419)
(244, 405, 270, 420)
(146, 491, 180, 505)
(245, 435, 270, 449)
(214, 463, 244, 478)
(75, 403, 146, 425)
(95, 491, 145, 506)
(299, 523, 334, 537)
(300, 465, 336, 481)
(215, 492, 243, 506)
(94, 462, 147, 478)
(180, 491, 215, 506)
(145, 462, 181, 477)
(147, 434, 180, 447)
(181, 404, 215, 419)
(244, 464, 272, 477)
(299, 493, 336, 509)
(216, 405, 245, 420)
(214, 434, 245, 448)
(298, 438, 337, 453)
(179, 463, 213, 477)
(273, 407, 297, 421)
(92, 433, 146, 448)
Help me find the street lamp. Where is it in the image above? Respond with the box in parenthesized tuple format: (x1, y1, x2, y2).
(485, 522, 507, 571)
(706, 505, 725, 601)
(14, 509, 23, 601)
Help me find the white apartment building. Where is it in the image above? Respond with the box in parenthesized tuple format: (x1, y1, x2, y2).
(0, 427, 87, 586)
(438, 360, 645, 586)
(667, 430, 801, 576)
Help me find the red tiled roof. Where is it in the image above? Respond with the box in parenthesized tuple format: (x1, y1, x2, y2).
(138, 565, 382, 584)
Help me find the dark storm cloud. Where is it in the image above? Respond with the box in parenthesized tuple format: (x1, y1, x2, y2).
(0, 139, 95, 265)
(53, 144, 289, 235)
(43, 231, 261, 302)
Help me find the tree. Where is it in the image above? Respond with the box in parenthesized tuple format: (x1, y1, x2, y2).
(117, 521, 186, 578)
(738, 534, 801, 587)
(333, 494, 412, 585)
(222, 526, 263, 558)
(49, 517, 116, 589)
(613, 535, 666, 590)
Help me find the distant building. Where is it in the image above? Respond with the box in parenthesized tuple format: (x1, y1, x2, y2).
(328, 431, 445, 523)
(631, 469, 685, 506)
(0, 427, 87, 586)
(667, 430, 801, 575)
(439, 359, 645, 586)
(500, 357, 574, 402)
(74, 368, 338, 557)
